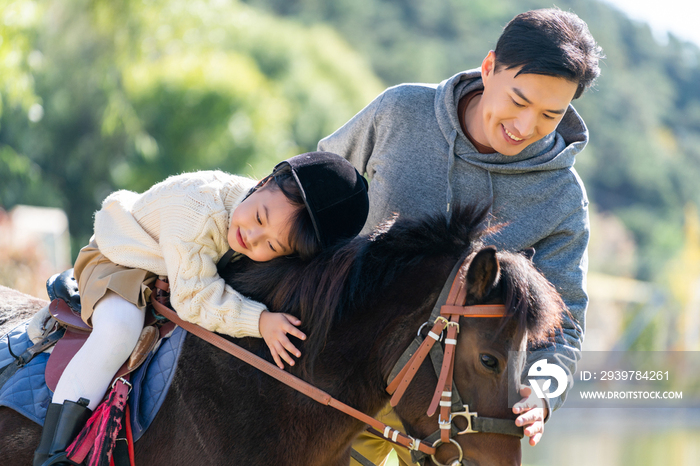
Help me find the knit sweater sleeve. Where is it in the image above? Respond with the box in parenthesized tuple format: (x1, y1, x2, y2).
(95, 171, 266, 338)
(161, 232, 266, 339)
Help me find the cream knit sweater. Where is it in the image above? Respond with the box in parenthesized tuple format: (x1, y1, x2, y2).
(93, 170, 266, 338)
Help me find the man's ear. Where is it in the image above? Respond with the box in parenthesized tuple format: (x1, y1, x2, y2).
(481, 50, 497, 81)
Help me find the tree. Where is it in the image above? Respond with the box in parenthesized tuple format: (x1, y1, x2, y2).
(0, 0, 383, 256)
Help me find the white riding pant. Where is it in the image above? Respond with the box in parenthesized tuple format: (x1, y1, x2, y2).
(51, 291, 145, 410)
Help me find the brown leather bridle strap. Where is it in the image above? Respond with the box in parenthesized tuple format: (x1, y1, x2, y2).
(387, 316, 448, 406)
(444, 255, 470, 307)
(150, 280, 437, 456)
(436, 317, 460, 444)
(441, 304, 506, 317)
(386, 255, 470, 405)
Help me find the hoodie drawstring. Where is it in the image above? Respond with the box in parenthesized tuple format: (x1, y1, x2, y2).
(445, 129, 458, 225)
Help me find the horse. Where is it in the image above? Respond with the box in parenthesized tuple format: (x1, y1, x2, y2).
(0, 204, 564, 465)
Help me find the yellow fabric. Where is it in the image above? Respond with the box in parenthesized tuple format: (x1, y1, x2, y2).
(73, 240, 155, 326)
(351, 404, 416, 466)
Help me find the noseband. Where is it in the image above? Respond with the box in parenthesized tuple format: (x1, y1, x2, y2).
(384, 253, 524, 466)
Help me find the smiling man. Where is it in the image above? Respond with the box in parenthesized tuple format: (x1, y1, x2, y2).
(318, 8, 603, 464)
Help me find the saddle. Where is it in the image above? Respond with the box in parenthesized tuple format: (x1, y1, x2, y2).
(43, 269, 176, 392)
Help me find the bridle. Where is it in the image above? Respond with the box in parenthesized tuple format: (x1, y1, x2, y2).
(150, 251, 523, 466)
(382, 253, 524, 466)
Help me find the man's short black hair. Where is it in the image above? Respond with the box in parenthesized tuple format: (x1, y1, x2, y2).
(494, 8, 604, 99)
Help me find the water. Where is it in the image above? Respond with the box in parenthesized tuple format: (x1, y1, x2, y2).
(522, 408, 700, 466)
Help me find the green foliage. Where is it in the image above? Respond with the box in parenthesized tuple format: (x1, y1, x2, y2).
(0, 0, 382, 255)
(0, 0, 42, 116)
(241, 0, 511, 83)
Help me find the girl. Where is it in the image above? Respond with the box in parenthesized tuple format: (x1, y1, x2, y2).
(33, 151, 369, 466)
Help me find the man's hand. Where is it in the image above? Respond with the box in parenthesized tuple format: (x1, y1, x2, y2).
(513, 385, 548, 446)
(259, 311, 306, 369)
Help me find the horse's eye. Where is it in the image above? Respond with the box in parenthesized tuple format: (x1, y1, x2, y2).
(480, 354, 499, 371)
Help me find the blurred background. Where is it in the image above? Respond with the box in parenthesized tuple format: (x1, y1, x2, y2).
(1, 0, 699, 464)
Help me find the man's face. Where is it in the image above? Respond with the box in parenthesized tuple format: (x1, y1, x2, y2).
(475, 51, 578, 156)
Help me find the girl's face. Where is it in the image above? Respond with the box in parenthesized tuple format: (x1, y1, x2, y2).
(228, 182, 297, 262)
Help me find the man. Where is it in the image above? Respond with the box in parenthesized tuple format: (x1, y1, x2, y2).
(318, 8, 603, 464)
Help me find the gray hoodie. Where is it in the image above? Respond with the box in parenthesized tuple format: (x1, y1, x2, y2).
(319, 68, 589, 413)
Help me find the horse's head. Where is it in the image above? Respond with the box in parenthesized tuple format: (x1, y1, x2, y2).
(392, 243, 565, 466)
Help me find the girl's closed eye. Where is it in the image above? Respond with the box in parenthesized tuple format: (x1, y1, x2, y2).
(256, 211, 262, 225)
(511, 98, 525, 108)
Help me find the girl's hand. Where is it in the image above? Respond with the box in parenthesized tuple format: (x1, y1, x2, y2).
(259, 311, 306, 369)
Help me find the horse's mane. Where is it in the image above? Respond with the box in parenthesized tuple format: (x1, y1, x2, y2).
(221, 202, 564, 373)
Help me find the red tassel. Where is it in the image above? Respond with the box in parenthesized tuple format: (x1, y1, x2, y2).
(66, 379, 131, 466)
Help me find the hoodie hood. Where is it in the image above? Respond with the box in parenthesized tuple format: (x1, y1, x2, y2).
(434, 68, 589, 174)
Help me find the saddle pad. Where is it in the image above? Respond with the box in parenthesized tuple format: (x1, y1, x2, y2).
(128, 325, 186, 441)
(0, 321, 186, 441)
(0, 322, 51, 424)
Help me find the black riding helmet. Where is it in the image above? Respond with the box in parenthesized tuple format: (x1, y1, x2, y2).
(218, 152, 368, 272)
(273, 151, 369, 249)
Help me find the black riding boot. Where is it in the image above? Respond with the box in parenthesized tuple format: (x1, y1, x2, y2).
(33, 398, 92, 466)
(33, 403, 63, 466)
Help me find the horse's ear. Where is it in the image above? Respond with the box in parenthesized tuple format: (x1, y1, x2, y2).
(465, 246, 500, 300)
(521, 248, 535, 261)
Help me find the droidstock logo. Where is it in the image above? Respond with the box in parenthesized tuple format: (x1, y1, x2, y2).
(528, 359, 568, 399)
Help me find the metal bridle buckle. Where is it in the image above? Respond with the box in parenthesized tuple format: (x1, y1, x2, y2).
(438, 413, 452, 431)
(417, 316, 449, 341)
(434, 316, 449, 326)
(430, 438, 463, 466)
(452, 405, 478, 435)
(112, 376, 133, 395)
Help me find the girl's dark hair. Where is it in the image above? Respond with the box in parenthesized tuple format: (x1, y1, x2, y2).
(253, 167, 321, 260)
(495, 8, 604, 99)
